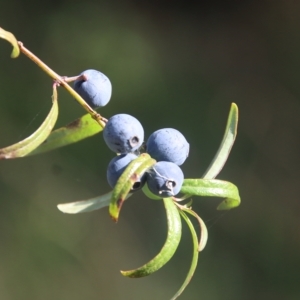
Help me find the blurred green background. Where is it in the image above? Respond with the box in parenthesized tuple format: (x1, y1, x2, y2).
(1, 1, 300, 299)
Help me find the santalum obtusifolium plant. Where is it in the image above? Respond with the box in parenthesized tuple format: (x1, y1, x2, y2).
(0, 27, 241, 299)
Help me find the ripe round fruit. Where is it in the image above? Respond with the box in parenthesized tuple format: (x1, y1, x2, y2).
(142, 182, 163, 200)
(146, 161, 184, 197)
(146, 128, 189, 166)
(103, 114, 144, 154)
(73, 69, 112, 108)
(107, 153, 146, 190)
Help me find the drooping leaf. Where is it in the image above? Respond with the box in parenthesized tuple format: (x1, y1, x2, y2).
(181, 179, 240, 210)
(57, 191, 132, 214)
(202, 103, 238, 179)
(109, 153, 156, 222)
(121, 198, 182, 277)
(29, 113, 102, 156)
(0, 27, 20, 58)
(180, 207, 208, 251)
(170, 211, 199, 300)
(0, 86, 59, 159)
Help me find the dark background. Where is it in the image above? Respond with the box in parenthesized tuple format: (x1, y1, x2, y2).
(1, 1, 300, 299)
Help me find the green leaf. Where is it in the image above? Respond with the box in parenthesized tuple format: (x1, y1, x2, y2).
(57, 191, 132, 214)
(0, 86, 59, 159)
(170, 211, 199, 300)
(29, 113, 102, 156)
(203, 103, 238, 179)
(121, 198, 182, 277)
(181, 179, 240, 210)
(109, 153, 156, 222)
(180, 207, 208, 251)
(0, 27, 20, 58)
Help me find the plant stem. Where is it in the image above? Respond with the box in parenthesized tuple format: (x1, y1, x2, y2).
(17, 42, 106, 128)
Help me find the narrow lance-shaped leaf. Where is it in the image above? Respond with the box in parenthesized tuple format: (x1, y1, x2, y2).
(0, 27, 20, 58)
(0, 86, 59, 159)
(109, 153, 156, 222)
(170, 210, 199, 300)
(29, 113, 103, 156)
(179, 206, 208, 251)
(57, 191, 131, 214)
(121, 198, 182, 278)
(181, 179, 240, 210)
(202, 103, 238, 179)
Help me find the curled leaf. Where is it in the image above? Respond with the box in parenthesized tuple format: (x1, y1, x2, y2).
(171, 211, 199, 300)
(109, 153, 156, 222)
(181, 179, 240, 210)
(121, 198, 182, 277)
(57, 191, 132, 214)
(179, 206, 208, 252)
(0, 27, 20, 58)
(29, 113, 102, 156)
(0, 86, 59, 159)
(203, 103, 238, 179)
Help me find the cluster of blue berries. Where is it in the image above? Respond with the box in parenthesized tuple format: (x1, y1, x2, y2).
(73, 69, 189, 198)
(104, 115, 189, 198)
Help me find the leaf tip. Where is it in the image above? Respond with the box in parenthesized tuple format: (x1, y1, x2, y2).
(120, 269, 145, 278)
(110, 216, 118, 223)
(216, 198, 240, 210)
(120, 270, 129, 277)
(0, 27, 20, 58)
(231, 102, 238, 110)
(57, 204, 67, 213)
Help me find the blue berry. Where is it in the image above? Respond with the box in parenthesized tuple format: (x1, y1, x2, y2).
(146, 161, 184, 197)
(142, 182, 163, 200)
(107, 153, 146, 190)
(146, 128, 189, 166)
(73, 69, 112, 108)
(103, 114, 144, 154)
